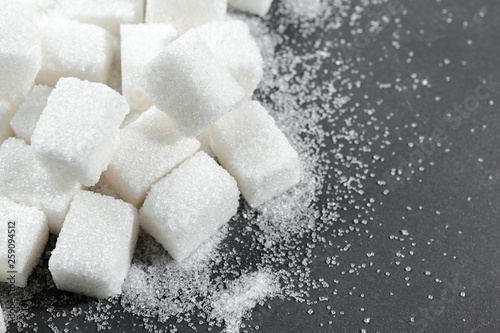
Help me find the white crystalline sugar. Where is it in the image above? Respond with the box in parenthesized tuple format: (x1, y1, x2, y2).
(48, 190, 139, 299)
(107, 43, 122, 95)
(145, 0, 227, 35)
(9, 85, 53, 144)
(0, 304, 5, 333)
(196, 128, 215, 157)
(31, 77, 130, 187)
(104, 107, 200, 206)
(210, 270, 280, 333)
(121, 228, 225, 320)
(57, 0, 144, 36)
(36, 18, 115, 86)
(140, 151, 240, 262)
(0, 196, 49, 287)
(0, 0, 42, 105)
(210, 100, 301, 207)
(0, 138, 81, 234)
(121, 24, 177, 113)
(0, 101, 15, 144)
(144, 29, 245, 137)
(196, 20, 263, 97)
(228, 0, 273, 16)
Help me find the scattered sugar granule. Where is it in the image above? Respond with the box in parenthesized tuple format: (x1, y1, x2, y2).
(210, 270, 281, 333)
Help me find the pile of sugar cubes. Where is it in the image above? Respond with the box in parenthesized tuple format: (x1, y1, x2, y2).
(0, 0, 300, 303)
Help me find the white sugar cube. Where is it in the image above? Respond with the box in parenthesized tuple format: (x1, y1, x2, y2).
(140, 151, 239, 262)
(210, 101, 300, 207)
(58, 0, 144, 35)
(36, 18, 115, 86)
(0, 305, 5, 333)
(196, 20, 263, 97)
(145, 0, 227, 35)
(49, 191, 139, 298)
(0, 138, 81, 233)
(31, 78, 130, 187)
(228, 0, 273, 16)
(0, 101, 15, 144)
(0, 1, 42, 105)
(0, 196, 49, 287)
(10, 85, 53, 144)
(121, 24, 177, 113)
(144, 30, 245, 137)
(104, 107, 200, 206)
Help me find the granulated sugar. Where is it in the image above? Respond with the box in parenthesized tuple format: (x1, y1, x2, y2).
(121, 228, 228, 323)
(115, 1, 357, 329)
(209, 271, 280, 333)
(1, 0, 352, 331)
(1, 0, 469, 332)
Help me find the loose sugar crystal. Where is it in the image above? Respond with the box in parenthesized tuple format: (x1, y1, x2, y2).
(0, 138, 81, 233)
(0, 0, 42, 105)
(104, 107, 200, 206)
(48, 190, 139, 299)
(145, 0, 227, 35)
(31, 77, 130, 187)
(210, 100, 301, 207)
(9, 85, 53, 144)
(36, 18, 115, 86)
(210, 270, 280, 332)
(121, 24, 177, 113)
(140, 151, 239, 262)
(228, 0, 273, 16)
(0, 196, 49, 287)
(0, 101, 15, 144)
(196, 20, 263, 97)
(144, 29, 245, 137)
(0, 305, 5, 333)
(58, 0, 144, 36)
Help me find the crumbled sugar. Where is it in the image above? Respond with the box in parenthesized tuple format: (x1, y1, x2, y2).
(196, 20, 263, 97)
(145, 0, 227, 35)
(0, 101, 15, 144)
(140, 151, 239, 261)
(144, 29, 245, 137)
(9, 85, 53, 144)
(104, 107, 200, 206)
(48, 190, 139, 299)
(31, 77, 130, 186)
(0, 305, 5, 333)
(228, 0, 273, 17)
(57, 0, 144, 36)
(121, 227, 226, 322)
(0, 196, 49, 287)
(120, 24, 177, 113)
(210, 100, 300, 207)
(0, 0, 42, 105)
(36, 18, 115, 86)
(0, 138, 81, 234)
(210, 270, 281, 332)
